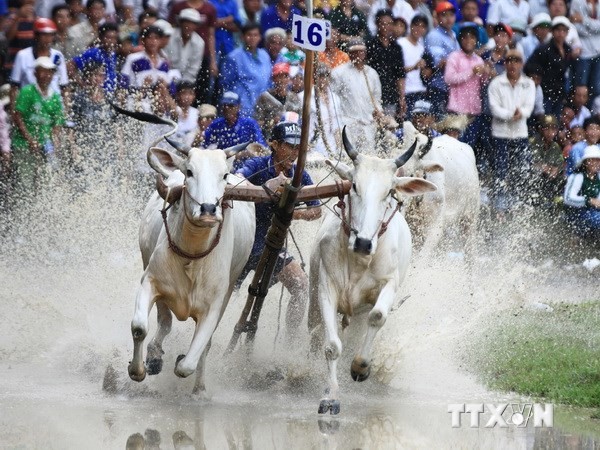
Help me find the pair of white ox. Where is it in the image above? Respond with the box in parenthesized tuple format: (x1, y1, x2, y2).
(128, 118, 478, 415)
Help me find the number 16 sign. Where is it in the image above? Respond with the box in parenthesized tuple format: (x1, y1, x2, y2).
(292, 15, 331, 52)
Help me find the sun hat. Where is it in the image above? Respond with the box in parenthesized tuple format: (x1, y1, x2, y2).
(220, 91, 240, 105)
(35, 56, 57, 70)
(530, 13, 551, 29)
(178, 8, 202, 23)
(551, 16, 571, 29)
(578, 145, 600, 168)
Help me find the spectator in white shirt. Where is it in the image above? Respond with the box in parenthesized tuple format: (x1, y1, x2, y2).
(398, 14, 428, 113)
(165, 9, 205, 83)
(488, 48, 536, 211)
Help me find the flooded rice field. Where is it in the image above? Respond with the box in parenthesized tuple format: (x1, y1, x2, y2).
(1, 152, 599, 449)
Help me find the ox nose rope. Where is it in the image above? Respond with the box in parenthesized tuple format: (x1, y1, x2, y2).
(160, 184, 228, 260)
(333, 191, 403, 239)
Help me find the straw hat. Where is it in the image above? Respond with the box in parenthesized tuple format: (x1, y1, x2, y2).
(435, 114, 470, 133)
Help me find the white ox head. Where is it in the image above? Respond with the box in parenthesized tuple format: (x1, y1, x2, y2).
(327, 128, 437, 256)
(149, 140, 248, 227)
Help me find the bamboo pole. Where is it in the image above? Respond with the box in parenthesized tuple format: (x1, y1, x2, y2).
(226, 2, 317, 354)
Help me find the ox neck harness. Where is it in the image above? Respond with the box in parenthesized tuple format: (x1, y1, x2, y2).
(335, 191, 403, 239)
(160, 185, 229, 260)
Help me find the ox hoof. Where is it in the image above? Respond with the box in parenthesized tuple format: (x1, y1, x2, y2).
(146, 358, 163, 375)
(318, 419, 340, 434)
(350, 359, 371, 382)
(174, 354, 193, 378)
(128, 363, 146, 382)
(318, 399, 341, 415)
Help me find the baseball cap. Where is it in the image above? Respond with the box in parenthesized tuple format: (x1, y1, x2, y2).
(509, 19, 527, 35)
(435, 1, 455, 15)
(198, 104, 217, 118)
(272, 62, 290, 76)
(154, 19, 173, 36)
(347, 37, 366, 51)
(34, 18, 57, 33)
(220, 91, 240, 105)
(35, 56, 57, 70)
(178, 8, 202, 23)
(271, 121, 301, 145)
(412, 100, 432, 115)
(530, 13, 552, 29)
(494, 23, 513, 39)
(552, 16, 571, 29)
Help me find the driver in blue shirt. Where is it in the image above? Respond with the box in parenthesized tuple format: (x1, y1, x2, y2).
(235, 119, 322, 335)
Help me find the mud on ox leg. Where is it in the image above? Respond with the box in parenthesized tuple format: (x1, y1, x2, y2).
(129, 277, 154, 382)
(145, 301, 173, 375)
(351, 280, 395, 382)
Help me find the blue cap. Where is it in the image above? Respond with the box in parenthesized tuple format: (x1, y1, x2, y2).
(271, 121, 301, 145)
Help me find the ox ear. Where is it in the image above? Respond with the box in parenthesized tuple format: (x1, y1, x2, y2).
(148, 147, 186, 177)
(325, 159, 353, 181)
(422, 161, 444, 173)
(394, 177, 437, 196)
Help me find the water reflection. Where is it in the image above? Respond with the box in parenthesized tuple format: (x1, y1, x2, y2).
(121, 410, 600, 450)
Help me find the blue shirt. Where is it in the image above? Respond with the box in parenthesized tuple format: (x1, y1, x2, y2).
(425, 26, 459, 92)
(204, 115, 267, 153)
(210, 0, 242, 58)
(72, 46, 118, 92)
(567, 141, 588, 176)
(260, 5, 301, 35)
(236, 154, 320, 256)
(221, 46, 272, 116)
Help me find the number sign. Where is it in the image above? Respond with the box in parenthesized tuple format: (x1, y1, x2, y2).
(292, 15, 331, 52)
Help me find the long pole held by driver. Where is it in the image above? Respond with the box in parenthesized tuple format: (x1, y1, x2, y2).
(225, 1, 316, 354)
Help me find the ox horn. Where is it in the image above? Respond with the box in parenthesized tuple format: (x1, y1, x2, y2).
(394, 139, 418, 168)
(164, 136, 191, 155)
(156, 174, 183, 203)
(342, 127, 358, 161)
(224, 141, 250, 158)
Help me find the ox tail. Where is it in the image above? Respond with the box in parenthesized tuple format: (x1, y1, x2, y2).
(109, 101, 178, 147)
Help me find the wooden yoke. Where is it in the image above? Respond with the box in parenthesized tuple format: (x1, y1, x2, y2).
(224, 177, 351, 204)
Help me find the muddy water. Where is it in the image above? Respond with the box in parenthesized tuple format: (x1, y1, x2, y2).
(0, 158, 598, 449)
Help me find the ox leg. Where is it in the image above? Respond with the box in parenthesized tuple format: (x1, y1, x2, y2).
(351, 281, 395, 382)
(192, 341, 211, 395)
(319, 278, 342, 415)
(175, 300, 222, 379)
(129, 276, 154, 382)
(308, 252, 324, 356)
(146, 301, 172, 375)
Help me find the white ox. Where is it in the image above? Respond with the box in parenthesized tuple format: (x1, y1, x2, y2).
(308, 129, 437, 415)
(127, 127, 255, 395)
(402, 131, 480, 263)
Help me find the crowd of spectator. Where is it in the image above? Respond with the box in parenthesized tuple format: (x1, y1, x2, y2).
(0, 0, 599, 236)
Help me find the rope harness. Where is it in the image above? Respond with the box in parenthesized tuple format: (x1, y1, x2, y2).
(160, 185, 229, 260)
(334, 187, 403, 240)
